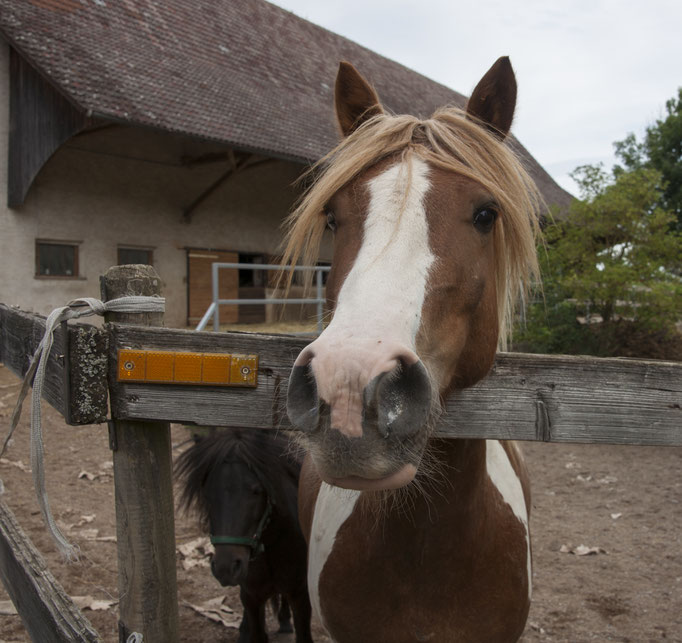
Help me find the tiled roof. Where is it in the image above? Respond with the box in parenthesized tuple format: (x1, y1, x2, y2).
(0, 0, 572, 208)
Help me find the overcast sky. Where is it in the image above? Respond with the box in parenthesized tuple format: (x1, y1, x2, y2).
(271, 0, 682, 197)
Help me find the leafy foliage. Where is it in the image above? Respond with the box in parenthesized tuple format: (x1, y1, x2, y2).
(514, 165, 682, 359)
(614, 87, 682, 231)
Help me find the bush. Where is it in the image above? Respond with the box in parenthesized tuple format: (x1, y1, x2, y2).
(514, 303, 682, 360)
(512, 164, 681, 361)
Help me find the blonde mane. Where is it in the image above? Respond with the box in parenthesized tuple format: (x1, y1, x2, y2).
(281, 107, 542, 349)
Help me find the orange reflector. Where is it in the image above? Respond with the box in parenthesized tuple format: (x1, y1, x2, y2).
(174, 352, 203, 382)
(201, 353, 232, 384)
(146, 351, 175, 382)
(117, 349, 258, 387)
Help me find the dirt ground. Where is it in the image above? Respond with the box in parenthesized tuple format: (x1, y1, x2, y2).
(0, 361, 680, 642)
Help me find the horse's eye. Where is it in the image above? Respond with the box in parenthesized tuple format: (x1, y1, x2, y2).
(325, 208, 337, 233)
(473, 206, 498, 233)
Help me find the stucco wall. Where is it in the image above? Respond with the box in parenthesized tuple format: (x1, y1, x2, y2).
(0, 42, 332, 327)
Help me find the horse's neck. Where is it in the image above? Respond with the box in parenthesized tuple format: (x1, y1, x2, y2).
(426, 437, 488, 494)
(362, 438, 489, 522)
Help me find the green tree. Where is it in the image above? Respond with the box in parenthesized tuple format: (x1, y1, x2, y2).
(614, 87, 682, 230)
(515, 165, 682, 358)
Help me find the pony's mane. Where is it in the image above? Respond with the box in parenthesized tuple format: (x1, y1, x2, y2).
(281, 107, 542, 348)
(175, 428, 302, 527)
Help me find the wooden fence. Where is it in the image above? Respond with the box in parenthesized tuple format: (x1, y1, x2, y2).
(0, 264, 680, 641)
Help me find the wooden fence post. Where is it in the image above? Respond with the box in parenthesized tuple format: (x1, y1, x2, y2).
(100, 265, 179, 643)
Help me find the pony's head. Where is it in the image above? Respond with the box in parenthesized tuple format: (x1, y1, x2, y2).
(284, 58, 540, 491)
(175, 429, 301, 586)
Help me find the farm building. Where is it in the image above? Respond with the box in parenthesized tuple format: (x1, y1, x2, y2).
(0, 0, 572, 328)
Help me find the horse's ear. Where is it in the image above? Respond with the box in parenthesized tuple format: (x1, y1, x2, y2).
(335, 61, 384, 137)
(465, 56, 517, 140)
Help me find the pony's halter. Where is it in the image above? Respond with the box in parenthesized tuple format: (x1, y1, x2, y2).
(210, 497, 274, 558)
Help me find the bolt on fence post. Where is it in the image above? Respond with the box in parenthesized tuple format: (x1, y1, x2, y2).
(100, 264, 180, 643)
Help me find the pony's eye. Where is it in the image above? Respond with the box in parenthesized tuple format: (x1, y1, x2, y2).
(325, 208, 337, 233)
(473, 206, 498, 233)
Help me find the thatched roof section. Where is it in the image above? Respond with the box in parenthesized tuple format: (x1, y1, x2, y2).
(0, 0, 572, 209)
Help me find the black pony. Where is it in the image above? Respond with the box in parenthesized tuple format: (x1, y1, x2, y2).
(175, 428, 313, 643)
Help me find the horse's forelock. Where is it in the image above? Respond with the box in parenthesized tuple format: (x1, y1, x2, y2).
(280, 107, 542, 346)
(174, 429, 301, 525)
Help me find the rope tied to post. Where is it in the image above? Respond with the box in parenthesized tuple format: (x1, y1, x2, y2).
(2, 296, 165, 561)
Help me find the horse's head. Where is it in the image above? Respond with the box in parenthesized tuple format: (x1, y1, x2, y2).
(286, 58, 540, 491)
(205, 458, 271, 586)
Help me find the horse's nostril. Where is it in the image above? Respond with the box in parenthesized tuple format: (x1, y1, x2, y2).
(287, 362, 320, 432)
(211, 553, 247, 586)
(373, 360, 432, 439)
(230, 558, 242, 579)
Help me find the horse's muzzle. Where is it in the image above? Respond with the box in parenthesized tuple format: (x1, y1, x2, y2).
(211, 546, 249, 586)
(288, 349, 432, 439)
(286, 346, 434, 489)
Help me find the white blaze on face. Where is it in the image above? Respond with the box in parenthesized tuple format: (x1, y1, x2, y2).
(309, 158, 435, 436)
(332, 157, 434, 341)
(308, 482, 362, 630)
(485, 440, 532, 599)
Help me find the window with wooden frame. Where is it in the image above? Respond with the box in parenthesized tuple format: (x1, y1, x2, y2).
(118, 246, 154, 266)
(35, 240, 79, 278)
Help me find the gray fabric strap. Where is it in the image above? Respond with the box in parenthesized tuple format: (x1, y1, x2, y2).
(2, 296, 165, 561)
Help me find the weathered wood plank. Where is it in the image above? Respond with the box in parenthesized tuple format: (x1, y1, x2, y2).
(3, 300, 678, 444)
(0, 303, 66, 417)
(108, 325, 682, 446)
(65, 323, 109, 425)
(445, 353, 681, 446)
(0, 497, 102, 642)
(0, 304, 108, 425)
(107, 324, 305, 429)
(101, 265, 179, 643)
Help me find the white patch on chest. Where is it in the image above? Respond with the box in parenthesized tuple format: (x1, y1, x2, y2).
(485, 440, 532, 599)
(308, 482, 362, 632)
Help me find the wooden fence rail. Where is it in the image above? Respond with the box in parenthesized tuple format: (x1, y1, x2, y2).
(107, 324, 682, 446)
(1, 302, 679, 445)
(0, 304, 108, 425)
(0, 498, 101, 642)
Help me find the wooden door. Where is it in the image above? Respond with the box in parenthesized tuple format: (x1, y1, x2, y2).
(187, 249, 238, 326)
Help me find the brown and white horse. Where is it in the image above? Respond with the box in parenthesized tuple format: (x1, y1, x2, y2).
(284, 57, 541, 642)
